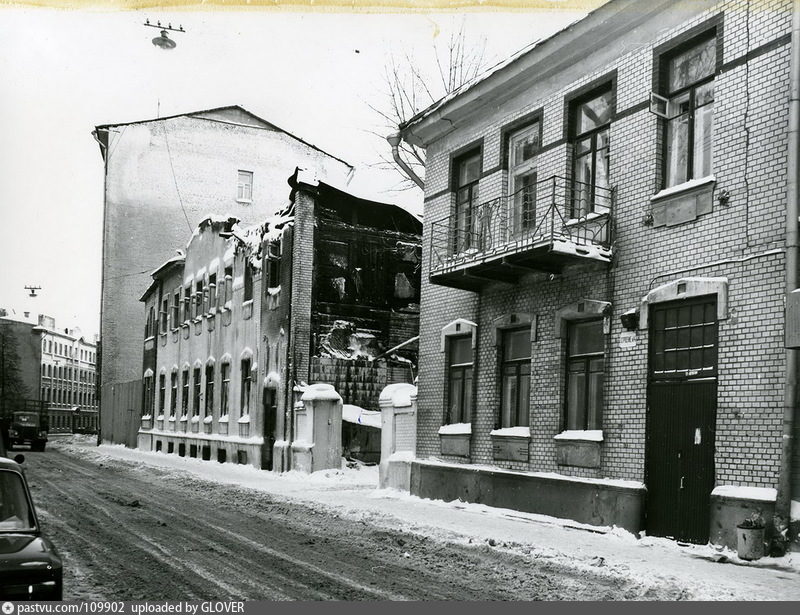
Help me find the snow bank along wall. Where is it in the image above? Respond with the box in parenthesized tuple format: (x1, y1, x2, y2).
(401, 0, 799, 548)
(94, 106, 352, 448)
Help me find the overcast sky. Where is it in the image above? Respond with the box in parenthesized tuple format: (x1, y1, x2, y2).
(0, 6, 587, 338)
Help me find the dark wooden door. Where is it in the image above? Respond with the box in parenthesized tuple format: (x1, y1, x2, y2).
(262, 388, 277, 471)
(646, 297, 718, 544)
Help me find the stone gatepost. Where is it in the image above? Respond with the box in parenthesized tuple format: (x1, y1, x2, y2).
(379, 383, 417, 490)
(291, 383, 343, 473)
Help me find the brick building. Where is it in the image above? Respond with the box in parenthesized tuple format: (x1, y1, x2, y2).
(93, 106, 353, 448)
(398, 0, 799, 548)
(138, 169, 421, 470)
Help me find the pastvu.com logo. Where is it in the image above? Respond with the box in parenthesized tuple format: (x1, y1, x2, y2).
(2, 601, 15, 614)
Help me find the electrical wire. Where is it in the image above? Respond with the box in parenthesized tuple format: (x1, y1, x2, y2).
(163, 121, 193, 234)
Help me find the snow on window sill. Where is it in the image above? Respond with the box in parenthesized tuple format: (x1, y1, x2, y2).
(553, 430, 603, 442)
(181, 321, 190, 328)
(141, 414, 152, 421)
(651, 175, 715, 202)
(238, 414, 251, 424)
(438, 423, 471, 436)
(218, 414, 230, 423)
(179, 414, 189, 423)
(711, 486, 777, 501)
(490, 426, 530, 438)
(190, 415, 200, 423)
(144, 336, 155, 343)
(203, 415, 213, 424)
(156, 414, 165, 421)
(168, 416, 176, 422)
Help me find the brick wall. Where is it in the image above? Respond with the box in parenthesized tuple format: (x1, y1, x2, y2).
(413, 0, 793, 489)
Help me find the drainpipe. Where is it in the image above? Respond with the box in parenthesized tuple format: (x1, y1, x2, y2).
(777, 0, 800, 551)
(387, 133, 424, 190)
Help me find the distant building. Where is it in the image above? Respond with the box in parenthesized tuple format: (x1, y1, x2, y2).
(93, 106, 354, 448)
(36, 316, 99, 434)
(399, 0, 800, 549)
(0, 310, 98, 433)
(138, 169, 421, 469)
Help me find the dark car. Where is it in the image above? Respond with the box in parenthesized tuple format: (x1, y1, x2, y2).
(0, 456, 62, 599)
(8, 411, 48, 452)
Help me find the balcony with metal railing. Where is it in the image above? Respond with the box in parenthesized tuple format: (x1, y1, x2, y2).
(428, 176, 614, 291)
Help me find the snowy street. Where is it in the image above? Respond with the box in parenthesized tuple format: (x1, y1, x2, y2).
(22, 437, 800, 601)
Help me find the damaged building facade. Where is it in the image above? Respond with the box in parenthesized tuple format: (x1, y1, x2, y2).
(93, 106, 352, 448)
(398, 0, 799, 549)
(138, 169, 421, 470)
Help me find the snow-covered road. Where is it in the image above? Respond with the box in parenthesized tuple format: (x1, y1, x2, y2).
(26, 437, 800, 600)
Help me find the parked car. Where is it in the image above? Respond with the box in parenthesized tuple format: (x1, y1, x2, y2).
(0, 455, 63, 599)
(8, 411, 48, 452)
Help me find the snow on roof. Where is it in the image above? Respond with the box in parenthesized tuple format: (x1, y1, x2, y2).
(342, 404, 382, 429)
(379, 383, 416, 408)
(94, 105, 352, 169)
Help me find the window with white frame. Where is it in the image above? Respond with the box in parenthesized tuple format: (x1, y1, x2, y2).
(205, 363, 214, 416)
(181, 368, 189, 416)
(652, 33, 715, 188)
(240, 358, 252, 414)
(507, 123, 539, 235)
(220, 362, 230, 416)
(192, 366, 201, 416)
(237, 170, 253, 202)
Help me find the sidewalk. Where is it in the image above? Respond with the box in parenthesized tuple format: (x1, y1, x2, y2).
(55, 437, 800, 601)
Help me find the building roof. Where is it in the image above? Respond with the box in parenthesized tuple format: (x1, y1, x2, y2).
(93, 105, 352, 169)
(291, 167, 422, 235)
(400, 0, 678, 146)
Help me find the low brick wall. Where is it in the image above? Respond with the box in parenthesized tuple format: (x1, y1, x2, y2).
(410, 460, 645, 533)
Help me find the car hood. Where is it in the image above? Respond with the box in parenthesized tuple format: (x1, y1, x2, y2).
(0, 533, 62, 571)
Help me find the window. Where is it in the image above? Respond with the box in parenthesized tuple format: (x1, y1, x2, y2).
(205, 364, 214, 416)
(208, 273, 217, 311)
(194, 279, 204, 319)
(571, 87, 612, 217)
(160, 298, 169, 333)
(181, 368, 189, 416)
(243, 263, 253, 302)
(266, 241, 281, 289)
(193, 366, 201, 416)
(446, 336, 473, 424)
(565, 320, 604, 431)
(508, 124, 539, 234)
(158, 373, 165, 415)
(240, 358, 252, 414)
(452, 151, 481, 254)
(220, 363, 230, 416)
(224, 266, 233, 305)
(654, 35, 716, 188)
(172, 290, 180, 327)
(143, 375, 153, 417)
(500, 328, 531, 428)
(183, 286, 191, 322)
(237, 170, 253, 202)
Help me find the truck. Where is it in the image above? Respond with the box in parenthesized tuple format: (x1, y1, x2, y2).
(0, 399, 49, 452)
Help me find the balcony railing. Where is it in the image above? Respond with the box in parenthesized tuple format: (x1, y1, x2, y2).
(429, 175, 614, 289)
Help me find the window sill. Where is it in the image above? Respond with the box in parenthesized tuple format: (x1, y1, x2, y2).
(236, 199, 253, 205)
(554, 433, 602, 468)
(650, 175, 715, 202)
(491, 427, 530, 462)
